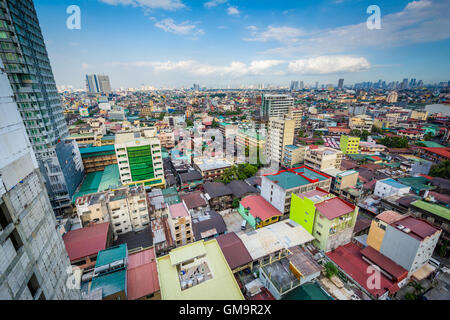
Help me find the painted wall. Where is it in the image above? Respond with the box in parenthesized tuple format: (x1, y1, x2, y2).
(289, 194, 316, 234)
(380, 225, 420, 271)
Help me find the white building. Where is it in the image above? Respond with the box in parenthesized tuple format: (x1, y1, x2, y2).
(261, 94, 294, 119)
(374, 179, 411, 198)
(266, 118, 295, 166)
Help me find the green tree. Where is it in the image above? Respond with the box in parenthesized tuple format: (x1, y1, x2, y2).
(429, 161, 450, 179)
(211, 119, 219, 128)
(324, 262, 338, 279)
(378, 136, 409, 148)
(424, 132, 433, 141)
(186, 120, 194, 127)
(232, 198, 240, 209)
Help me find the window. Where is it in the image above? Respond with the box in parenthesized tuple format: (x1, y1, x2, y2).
(8, 229, 23, 251)
(0, 203, 13, 230)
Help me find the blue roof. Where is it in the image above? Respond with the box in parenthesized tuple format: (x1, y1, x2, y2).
(382, 178, 409, 189)
(96, 244, 127, 267)
(79, 145, 115, 155)
(91, 269, 126, 298)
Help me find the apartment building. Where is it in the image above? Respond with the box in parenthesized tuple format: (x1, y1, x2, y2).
(349, 115, 374, 132)
(260, 94, 294, 119)
(261, 166, 332, 215)
(322, 168, 359, 195)
(115, 128, 165, 188)
(167, 202, 194, 247)
(410, 110, 428, 121)
(359, 141, 386, 154)
(287, 107, 303, 131)
(236, 128, 265, 152)
(290, 189, 359, 252)
(75, 187, 150, 235)
(367, 211, 441, 274)
(340, 136, 360, 154)
(304, 146, 343, 171)
(0, 62, 80, 300)
(158, 131, 175, 149)
(282, 145, 306, 168)
(219, 122, 238, 138)
(193, 158, 233, 181)
(266, 117, 295, 166)
(374, 179, 411, 198)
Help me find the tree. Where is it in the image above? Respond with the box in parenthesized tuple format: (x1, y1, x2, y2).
(429, 161, 450, 179)
(158, 112, 166, 120)
(232, 198, 240, 209)
(424, 132, 433, 141)
(378, 136, 409, 148)
(186, 120, 194, 127)
(324, 262, 338, 279)
(211, 119, 219, 128)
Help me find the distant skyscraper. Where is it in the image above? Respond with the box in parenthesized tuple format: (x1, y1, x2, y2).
(299, 81, 304, 90)
(0, 60, 80, 300)
(0, 0, 83, 214)
(315, 82, 319, 89)
(86, 74, 112, 94)
(401, 78, 408, 90)
(290, 81, 299, 91)
(338, 78, 344, 90)
(261, 94, 294, 119)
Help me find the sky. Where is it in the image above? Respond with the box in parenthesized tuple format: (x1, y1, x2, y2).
(34, 0, 450, 89)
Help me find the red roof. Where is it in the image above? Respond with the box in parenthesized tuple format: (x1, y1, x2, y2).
(421, 147, 450, 159)
(127, 248, 160, 300)
(169, 203, 189, 218)
(327, 243, 396, 298)
(360, 246, 408, 282)
(240, 195, 283, 221)
(315, 197, 355, 220)
(391, 216, 440, 241)
(63, 222, 110, 262)
(216, 232, 253, 270)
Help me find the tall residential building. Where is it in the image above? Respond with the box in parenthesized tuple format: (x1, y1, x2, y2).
(304, 146, 343, 171)
(86, 74, 112, 94)
(338, 78, 344, 89)
(0, 0, 83, 214)
(386, 91, 398, 103)
(0, 61, 79, 300)
(287, 107, 303, 131)
(115, 128, 165, 188)
(260, 94, 294, 119)
(266, 117, 295, 166)
(290, 80, 299, 91)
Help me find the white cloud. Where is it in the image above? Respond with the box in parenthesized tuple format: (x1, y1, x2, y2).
(252, 0, 450, 56)
(154, 18, 204, 37)
(204, 0, 227, 8)
(99, 0, 185, 10)
(227, 6, 240, 16)
(288, 56, 370, 74)
(245, 26, 304, 43)
(109, 56, 369, 77)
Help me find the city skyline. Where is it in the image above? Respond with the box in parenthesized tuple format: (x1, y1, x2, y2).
(35, 0, 450, 89)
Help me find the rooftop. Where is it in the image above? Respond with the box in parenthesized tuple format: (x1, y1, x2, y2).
(315, 197, 355, 220)
(91, 269, 126, 298)
(411, 200, 450, 221)
(391, 216, 441, 241)
(63, 222, 110, 262)
(127, 248, 160, 300)
(157, 240, 244, 300)
(216, 232, 253, 270)
(264, 166, 331, 190)
(376, 210, 407, 224)
(169, 202, 190, 219)
(95, 244, 128, 268)
(240, 195, 283, 221)
(379, 178, 409, 190)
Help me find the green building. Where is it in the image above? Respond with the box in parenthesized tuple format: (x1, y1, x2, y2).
(290, 189, 358, 251)
(340, 136, 360, 154)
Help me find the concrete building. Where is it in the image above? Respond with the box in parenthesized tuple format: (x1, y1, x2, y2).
(367, 211, 441, 274)
(349, 115, 374, 132)
(193, 158, 233, 181)
(0, 2, 86, 214)
(156, 240, 244, 300)
(322, 168, 359, 195)
(86, 74, 112, 94)
(287, 107, 303, 131)
(115, 128, 164, 188)
(261, 166, 332, 215)
(0, 62, 80, 300)
(290, 189, 359, 251)
(374, 178, 411, 198)
(260, 94, 294, 119)
(304, 146, 343, 171)
(386, 91, 398, 103)
(79, 145, 117, 173)
(340, 136, 360, 155)
(282, 145, 306, 168)
(75, 186, 150, 235)
(266, 117, 295, 166)
(168, 202, 194, 247)
(219, 122, 238, 138)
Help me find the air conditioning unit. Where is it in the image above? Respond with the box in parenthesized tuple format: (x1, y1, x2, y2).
(397, 225, 405, 230)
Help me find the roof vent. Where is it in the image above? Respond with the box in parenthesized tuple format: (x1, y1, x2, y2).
(403, 228, 411, 233)
(397, 225, 404, 230)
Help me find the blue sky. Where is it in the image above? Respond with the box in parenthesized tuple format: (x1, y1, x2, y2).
(34, 0, 450, 89)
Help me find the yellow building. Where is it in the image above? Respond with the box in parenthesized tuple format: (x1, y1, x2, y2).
(410, 111, 428, 121)
(366, 210, 405, 251)
(157, 240, 244, 300)
(340, 136, 360, 154)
